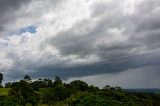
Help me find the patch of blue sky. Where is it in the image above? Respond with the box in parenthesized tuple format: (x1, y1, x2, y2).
(10, 25, 37, 35)
(20, 25, 37, 34)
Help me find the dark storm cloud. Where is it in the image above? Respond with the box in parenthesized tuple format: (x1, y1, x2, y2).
(0, 0, 30, 13)
(24, 51, 160, 80)
(0, 0, 31, 32)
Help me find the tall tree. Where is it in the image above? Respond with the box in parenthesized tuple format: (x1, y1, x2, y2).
(0, 73, 3, 86)
(53, 76, 62, 87)
(24, 75, 31, 81)
(70, 80, 88, 91)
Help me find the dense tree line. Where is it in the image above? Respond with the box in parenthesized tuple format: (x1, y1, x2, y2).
(0, 75, 160, 106)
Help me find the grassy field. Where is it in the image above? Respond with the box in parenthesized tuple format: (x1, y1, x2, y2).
(0, 88, 10, 96)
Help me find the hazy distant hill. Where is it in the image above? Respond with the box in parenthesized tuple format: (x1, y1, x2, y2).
(123, 88, 160, 94)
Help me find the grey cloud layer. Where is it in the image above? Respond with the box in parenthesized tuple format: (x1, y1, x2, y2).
(0, 0, 160, 87)
(0, 0, 31, 33)
(43, 0, 160, 78)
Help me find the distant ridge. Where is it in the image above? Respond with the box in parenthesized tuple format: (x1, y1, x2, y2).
(123, 88, 160, 94)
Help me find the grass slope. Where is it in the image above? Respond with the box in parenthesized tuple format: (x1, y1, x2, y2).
(0, 88, 10, 96)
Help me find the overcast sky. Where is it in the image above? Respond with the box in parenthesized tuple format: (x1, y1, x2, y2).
(0, 0, 160, 88)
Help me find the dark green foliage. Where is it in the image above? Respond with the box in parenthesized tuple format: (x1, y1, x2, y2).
(39, 88, 55, 103)
(40, 85, 71, 104)
(0, 73, 3, 80)
(0, 96, 17, 106)
(53, 85, 71, 101)
(8, 80, 40, 106)
(97, 87, 156, 106)
(88, 85, 99, 93)
(31, 78, 53, 90)
(0, 73, 3, 86)
(70, 80, 88, 91)
(1, 76, 160, 106)
(5, 82, 19, 88)
(53, 76, 62, 87)
(5, 82, 12, 88)
(152, 93, 160, 106)
(76, 95, 122, 106)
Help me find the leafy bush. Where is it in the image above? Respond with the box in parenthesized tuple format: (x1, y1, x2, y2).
(0, 96, 17, 106)
(8, 80, 40, 106)
(76, 95, 122, 106)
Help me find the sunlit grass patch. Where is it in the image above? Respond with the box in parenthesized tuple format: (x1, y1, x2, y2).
(0, 88, 10, 96)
